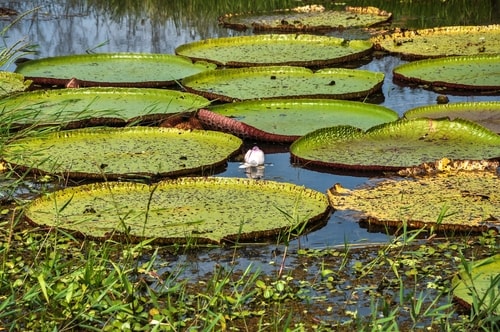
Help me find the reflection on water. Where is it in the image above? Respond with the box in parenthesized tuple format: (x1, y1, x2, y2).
(1, 0, 499, 247)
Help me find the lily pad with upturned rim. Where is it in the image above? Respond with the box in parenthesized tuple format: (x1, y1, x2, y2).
(290, 118, 500, 172)
(2, 127, 242, 179)
(202, 99, 398, 143)
(14, 53, 217, 88)
(219, 6, 391, 32)
(175, 35, 373, 68)
(371, 25, 500, 60)
(0, 87, 210, 128)
(0, 71, 31, 97)
(326, 171, 499, 233)
(404, 101, 500, 134)
(182, 66, 384, 102)
(452, 254, 500, 315)
(393, 54, 500, 93)
(24, 177, 332, 244)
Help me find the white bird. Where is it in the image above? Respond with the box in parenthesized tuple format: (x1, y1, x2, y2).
(239, 146, 265, 168)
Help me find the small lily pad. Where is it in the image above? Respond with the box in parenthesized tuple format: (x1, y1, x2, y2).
(452, 254, 500, 315)
(24, 177, 332, 244)
(219, 5, 391, 32)
(371, 25, 500, 59)
(290, 118, 500, 172)
(182, 66, 384, 102)
(0, 87, 210, 128)
(2, 127, 242, 179)
(327, 171, 499, 232)
(0, 71, 31, 97)
(393, 54, 500, 93)
(14, 53, 216, 87)
(404, 101, 500, 134)
(175, 34, 373, 67)
(202, 99, 398, 143)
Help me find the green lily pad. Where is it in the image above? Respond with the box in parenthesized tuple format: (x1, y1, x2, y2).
(2, 127, 242, 179)
(175, 34, 373, 67)
(0, 71, 31, 97)
(404, 101, 500, 134)
(371, 25, 500, 59)
(182, 66, 384, 102)
(24, 177, 331, 244)
(327, 171, 499, 232)
(290, 118, 500, 172)
(219, 5, 391, 32)
(452, 254, 500, 315)
(393, 54, 500, 93)
(202, 99, 398, 143)
(0, 87, 210, 128)
(14, 53, 216, 87)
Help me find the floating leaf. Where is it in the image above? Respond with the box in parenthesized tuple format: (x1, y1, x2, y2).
(182, 66, 384, 102)
(176, 34, 373, 67)
(290, 118, 500, 172)
(2, 127, 242, 179)
(452, 254, 500, 315)
(404, 101, 500, 134)
(24, 177, 332, 244)
(15, 53, 216, 87)
(219, 6, 391, 32)
(371, 25, 500, 59)
(393, 54, 500, 93)
(0, 71, 31, 97)
(0, 87, 210, 128)
(327, 171, 499, 232)
(201, 99, 398, 143)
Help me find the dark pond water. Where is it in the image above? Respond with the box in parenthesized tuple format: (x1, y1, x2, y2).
(1, 0, 499, 253)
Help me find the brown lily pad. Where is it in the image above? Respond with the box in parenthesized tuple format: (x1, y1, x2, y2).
(219, 5, 391, 32)
(371, 25, 500, 60)
(327, 169, 500, 233)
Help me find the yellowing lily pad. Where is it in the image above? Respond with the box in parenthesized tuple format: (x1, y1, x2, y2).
(219, 6, 391, 32)
(290, 118, 500, 172)
(182, 66, 384, 102)
(2, 127, 242, 179)
(0, 87, 210, 128)
(327, 171, 499, 232)
(175, 35, 373, 67)
(0, 71, 31, 97)
(371, 25, 500, 59)
(452, 254, 500, 315)
(201, 99, 398, 143)
(24, 177, 332, 244)
(393, 54, 500, 93)
(14, 53, 216, 87)
(404, 101, 500, 134)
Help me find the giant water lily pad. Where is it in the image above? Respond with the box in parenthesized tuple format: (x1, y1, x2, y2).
(2, 127, 242, 179)
(290, 118, 500, 172)
(14, 53, 216, 87)
(0, 71, 31, 97)
(201, 99, 398, 143)
(452, 254, 500, 315)
(404, 101, 500, 134)
(182, 66, 384, 102)
(175, 35, 373, 67)
(0, 87, 210, 128)
(371, 25, 500, 59)
(327, 171, 499, 232)
(393, 54, 500, 93)
(24, 177, 331, 244)
(219, 5, 391, 32)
